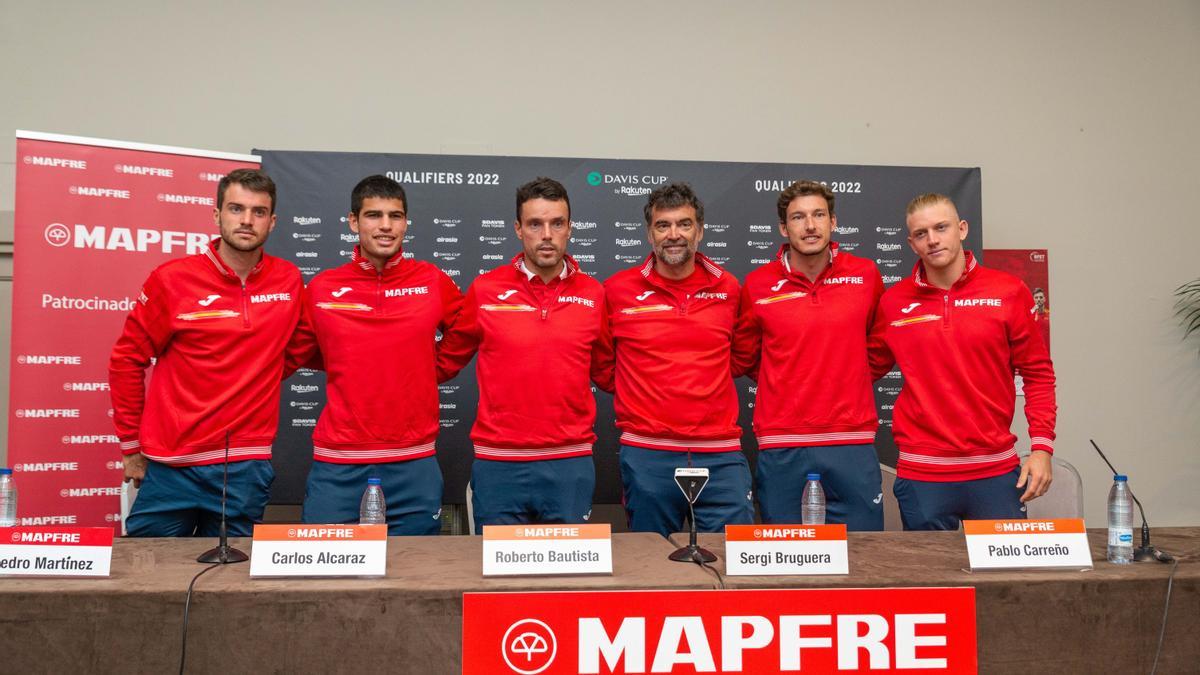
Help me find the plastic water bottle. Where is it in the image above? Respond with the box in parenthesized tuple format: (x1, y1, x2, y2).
(0, 468, 17, 527)
(359, 478, 386, 526)
(802, 473, 826, 525)
(1107, 475, 1133, 564)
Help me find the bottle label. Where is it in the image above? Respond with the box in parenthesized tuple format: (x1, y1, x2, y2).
(1108, 528, 1133, 546)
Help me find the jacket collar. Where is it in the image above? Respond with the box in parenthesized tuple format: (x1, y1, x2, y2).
(913, 250, 978, 290)
(352, 245, 405, 276)
(202, 238, 265, 281)
(638, 252, 724, 281)
(512, 253, 577, 282)
(778, 241, 839, 279)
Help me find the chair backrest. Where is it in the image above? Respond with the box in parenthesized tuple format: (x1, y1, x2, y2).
(879, 464, 904, 531)
(1025, 456, 1085, 519)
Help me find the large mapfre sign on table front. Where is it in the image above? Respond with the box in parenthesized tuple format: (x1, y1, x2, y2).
(463, 587, 977, 674)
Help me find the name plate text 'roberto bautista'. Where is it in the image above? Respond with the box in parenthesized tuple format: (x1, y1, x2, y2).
(482, 524, 612, 576)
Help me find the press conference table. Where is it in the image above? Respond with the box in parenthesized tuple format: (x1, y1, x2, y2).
(0, 528, 1195, 674)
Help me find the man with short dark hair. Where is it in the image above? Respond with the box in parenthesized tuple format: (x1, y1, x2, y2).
(603, 182, 755, 536)
(438, 177, 612, 532)
(869, 193, 1056, 530)
(288, 175, 463, 535)
(735, 180, 885, 529)
(110, 168, 301, 537)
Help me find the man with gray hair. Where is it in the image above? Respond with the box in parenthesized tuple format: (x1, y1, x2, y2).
(602, 183, 755, 536)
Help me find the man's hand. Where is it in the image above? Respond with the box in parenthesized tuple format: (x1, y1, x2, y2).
(1016, 450, 1053, 503)
(122, 452, 148, 489)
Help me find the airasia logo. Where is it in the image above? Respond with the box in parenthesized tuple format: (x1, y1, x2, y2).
(44, 223, 70, 247)
(503, 619, 557, 674)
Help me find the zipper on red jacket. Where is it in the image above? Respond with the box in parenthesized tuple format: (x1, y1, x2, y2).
(376, 272, 383, 314)
(942, 293, 950, 328)
(241, 282, 250, 327)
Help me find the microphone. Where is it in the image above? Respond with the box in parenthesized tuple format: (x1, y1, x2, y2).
(1089, 439, 1173, 563)
(668, 467, 717, 563)
(197, 431, 249, 564)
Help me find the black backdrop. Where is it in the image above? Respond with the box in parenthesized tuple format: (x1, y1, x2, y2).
(258, 150, 982, 505)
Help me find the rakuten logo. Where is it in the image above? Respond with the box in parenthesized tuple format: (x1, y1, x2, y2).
(53, 224, 210, 255)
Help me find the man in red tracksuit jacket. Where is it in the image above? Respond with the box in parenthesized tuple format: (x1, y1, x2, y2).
(437, 177, 613, 533)
(604, 182, 755, 537)
(110, 169, 301, 537)
(288, 175, 462, 535)
(735, 180, 885, 529)
(869, 193, 1056, 530)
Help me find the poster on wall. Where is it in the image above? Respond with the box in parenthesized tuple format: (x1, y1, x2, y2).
(260, 150, 983, 504)
(9, 131, 258, 530)
(983, 248, 1050, 395)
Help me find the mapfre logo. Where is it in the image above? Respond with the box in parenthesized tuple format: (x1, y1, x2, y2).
(250, 293, 292, 304)
(44, 223, 71, 247)
(45, 223, 210, 255)
(24, 155, 87, 169)
(503, 619, 557, 674)
(466, 588, 977, 674)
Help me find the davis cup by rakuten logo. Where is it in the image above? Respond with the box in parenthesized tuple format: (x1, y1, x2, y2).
(503, 619, 557, 674)
(45, 223, 71, 247)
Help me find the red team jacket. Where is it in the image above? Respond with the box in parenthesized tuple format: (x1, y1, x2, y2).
(109, 241, 302, 467)
(735, 243, 883, 449)
(436, 254, 613, 461)
(869, 252, 1057, 481)
(604, 254, 751, 452)
(288, 247, 463, 464)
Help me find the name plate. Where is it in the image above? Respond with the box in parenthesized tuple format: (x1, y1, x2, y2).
(249, 524, 387, 577)
(725, 524, 849, 575)
(482, 524, 612, 577)
(964, 519, 1093, 571)
(0, 527, 113, 576)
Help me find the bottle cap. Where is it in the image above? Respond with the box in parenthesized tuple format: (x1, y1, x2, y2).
(1114, 474, 1127, 482)
(806, 473, 820, 481)
(367, 477, 382, 485)
(0, 468, 10, 475)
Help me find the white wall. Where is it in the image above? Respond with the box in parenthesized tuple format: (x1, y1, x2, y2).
(1, 0, 1197, 526)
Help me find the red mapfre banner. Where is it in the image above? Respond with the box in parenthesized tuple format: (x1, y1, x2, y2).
(463, 587, 977, 674)
(9, 131, 258, 530)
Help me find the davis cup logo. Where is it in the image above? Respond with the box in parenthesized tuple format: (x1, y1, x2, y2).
(502, 618, 557, 674)
(45, 223, 70, 247)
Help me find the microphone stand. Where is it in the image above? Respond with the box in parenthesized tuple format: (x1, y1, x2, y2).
(669, 478, 716, 563)
(1090, 440, 1173, 563)
(198, 431, 249, 564)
